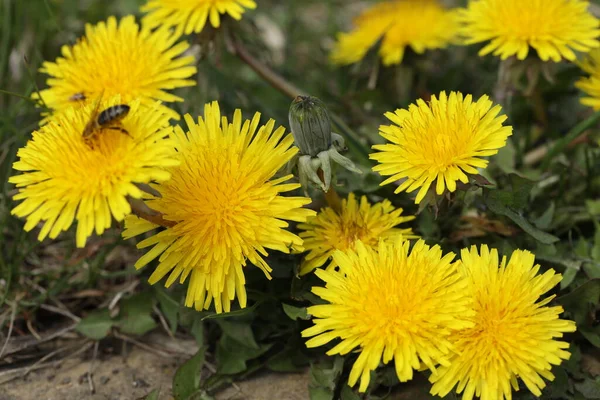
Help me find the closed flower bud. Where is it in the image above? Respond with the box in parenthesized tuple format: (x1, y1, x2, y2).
(288, 95, 362, 195)
(289, 96, 332, 157)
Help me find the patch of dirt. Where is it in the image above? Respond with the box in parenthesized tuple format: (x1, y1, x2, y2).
(1, 334, 310, 400)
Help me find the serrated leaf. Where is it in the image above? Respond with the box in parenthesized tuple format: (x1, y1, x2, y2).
(557, 279, 600, 325)
(216, 320, 259, 349)
(340, 385, 361, 400)
(309, 357, 344, 390)
(76, 309, 113, 340)
(508, 174, 535, 210)
(266, 347, 310, 372)
(282, 303, 310, 320)
(215, 335, 272, 375)
(118, 292, 157, 336)
(173, 347, 206, 400)
(484, 188, 559, 244)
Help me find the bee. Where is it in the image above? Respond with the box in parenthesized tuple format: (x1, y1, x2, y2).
(82, 99, 131, 146)
(97, 105, 130, 128)
(69, 92, 86, 102)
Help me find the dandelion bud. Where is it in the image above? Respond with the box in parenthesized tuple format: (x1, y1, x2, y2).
(288, 95, 361, 195)
(289, 96, 332, 157)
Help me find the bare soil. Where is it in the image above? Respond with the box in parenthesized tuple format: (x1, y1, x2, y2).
(0, 333, 310, 400)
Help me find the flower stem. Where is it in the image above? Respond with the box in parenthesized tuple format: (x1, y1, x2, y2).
(226, 33, 372, 165)
(128, 198, 176, 228)
(227, 33, 305, 99)
(318, 169, 342, 213)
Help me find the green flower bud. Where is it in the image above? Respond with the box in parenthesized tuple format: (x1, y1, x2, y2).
(289, 96, 332, 157)
(287, 95, 362, 195)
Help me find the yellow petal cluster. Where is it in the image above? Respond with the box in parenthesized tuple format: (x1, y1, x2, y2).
(460, 0, 600, 62)
(302, 239, 474, 392)
(36, 16, 197, 120)
(123, 102, 315, 313)
(331, 0, 461, 66)
(576, 48, 600, 110)
(10, 97, 177, 248)
(141, 0, 257, 34)
(371, 91, 512, 204)
(297, 193, 415, 276)
(430, 246, 576, 400)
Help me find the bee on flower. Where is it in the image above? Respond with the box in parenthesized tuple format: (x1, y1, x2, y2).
(35, 16, 197, 121)
(10, 97, 178, 248)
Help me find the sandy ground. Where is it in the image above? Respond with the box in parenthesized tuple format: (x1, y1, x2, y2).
(0, 333, 310, 400)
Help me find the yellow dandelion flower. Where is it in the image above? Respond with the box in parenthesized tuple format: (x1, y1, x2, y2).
(297, 193, 416, 276)
(576, 48, 600, 109)
(302, 239, 474, 393)
(141, 0, 257, 35)
(331, 0, 461, 66)
(122, 102, 315, 314)
(9, 97, 178, 248)
(36, 16, 197, 120)
(430, 245, 576, 400)
(461, 0, 600, 62)
(370, 91, 512, 204)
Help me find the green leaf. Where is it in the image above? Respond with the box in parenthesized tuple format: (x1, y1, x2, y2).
(340, 385, 361, 400)
(541, 110, 600, 170)
(266, 347, 310, 372)
(581, 328, 600, 348)
(574, 377, 600, 399)
(154, 286, 180, 333)
(561, 268, 578, 290)
(587, 200, 600, 216)
(202, 300, 263, 320)
(494, 138, 516, 174)
(76, 309, 113, 340)
(507, 174, 535, 210)
(172, 347, 206, 400)
(534, 202, 555, 230)
(191, 315, 204, 347)
(215, 335, 272, 375)
(216, 320, 259, 349)
(557, 279, 600, 325)
(309, 357, 344, 390)
(593, 223, 600, 262)
(118, 292, 157, 336)
(484, 188, 559, 244)
(309, 387, 334, 400)
(542, 367, 570, 399)
(576, 239, 590, 258)
(282, 303, 310, 320)
(140, 389, 160, 400)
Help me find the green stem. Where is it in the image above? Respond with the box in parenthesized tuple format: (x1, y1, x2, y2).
(541, 110, 600, 170)
(227, 33, 371, 165)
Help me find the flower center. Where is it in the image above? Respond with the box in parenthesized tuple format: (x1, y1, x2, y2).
(339, 221, 370, 249)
